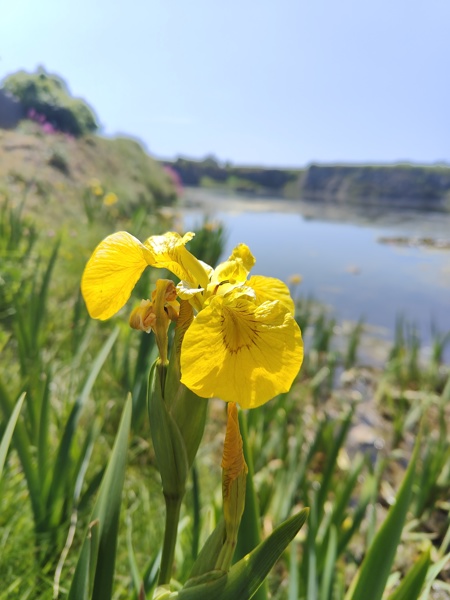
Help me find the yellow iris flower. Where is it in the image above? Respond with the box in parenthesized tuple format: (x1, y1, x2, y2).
(81, 231, 303, 409)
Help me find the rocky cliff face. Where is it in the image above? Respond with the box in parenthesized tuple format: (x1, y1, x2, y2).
(167, 157, 450, 209)
(301, 164, 450, 208)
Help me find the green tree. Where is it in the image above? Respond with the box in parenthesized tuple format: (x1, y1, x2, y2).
(1, 67, 99, 136)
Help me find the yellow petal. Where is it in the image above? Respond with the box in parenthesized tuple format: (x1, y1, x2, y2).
(144, 231, 209, 288)
(81, 231, 152, 320)
(211, 244, 256, 286)
(180, 294, 303, 409)
(248, 275, 295, 315)
(228, 244, 256, 272)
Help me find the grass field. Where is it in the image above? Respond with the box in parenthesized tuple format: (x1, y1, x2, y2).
(1, 138, 450, 599)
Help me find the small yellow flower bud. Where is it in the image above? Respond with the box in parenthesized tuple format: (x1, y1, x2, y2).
(129, 280, 180, 363)
(216, 403, 248, 571)
(288, 274, 302, 285)
(129, 299, 156, 333)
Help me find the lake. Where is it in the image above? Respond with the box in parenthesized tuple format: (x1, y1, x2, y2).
(177, 188, 450, 359)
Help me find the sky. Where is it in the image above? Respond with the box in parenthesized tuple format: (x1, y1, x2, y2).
(1, 0, 449, 167)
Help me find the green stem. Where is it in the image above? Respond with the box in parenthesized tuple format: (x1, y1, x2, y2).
(158, 493, 183, 585)
(236, 410, 268, 600)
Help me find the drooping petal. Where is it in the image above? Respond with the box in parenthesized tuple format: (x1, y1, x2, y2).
(228, 244, 256, 272)
(143, 231, 209, 288)
(180, 294, 303, 409)
(211, 244, 256, 287)
(211, 260, 248, 286)
(248, 275, 295, 315)
(81, 231, 153, 320)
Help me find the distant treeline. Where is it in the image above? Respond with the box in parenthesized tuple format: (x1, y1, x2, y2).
(165, 157, 450, 209)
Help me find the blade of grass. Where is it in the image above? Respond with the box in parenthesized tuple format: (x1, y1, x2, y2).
(319, 525, 338, 600)
(288, 540, 299, 600)
(345, 438, 419, 600)
(0, 392, 25, 479)
(67, 395, 132, 600)
(67, 521, 98, 600)
(46, 327, 119, 516)
(90, 394, 132, 600)
(0, 380, 42, 524)
(387, 548, 430, 600)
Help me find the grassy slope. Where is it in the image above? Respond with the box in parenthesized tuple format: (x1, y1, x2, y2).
(0, 121, 177, 227)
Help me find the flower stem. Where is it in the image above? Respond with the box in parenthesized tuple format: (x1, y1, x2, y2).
(158, 493, 183, 585)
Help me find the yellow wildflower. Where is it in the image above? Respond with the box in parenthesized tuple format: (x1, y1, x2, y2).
(81, 231, 303, 409)
(288, 274, 302, 285)
(103, 192, 118, 206)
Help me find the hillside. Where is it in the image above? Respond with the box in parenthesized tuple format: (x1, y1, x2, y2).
(0, 121, 178, 227)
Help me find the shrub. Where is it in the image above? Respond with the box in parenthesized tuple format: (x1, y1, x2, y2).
(1, 67, 99, 136)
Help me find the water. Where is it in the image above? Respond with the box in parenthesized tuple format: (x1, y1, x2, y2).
(177, 189, 450, 354)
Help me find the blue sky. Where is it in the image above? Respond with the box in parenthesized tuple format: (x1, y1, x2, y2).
(1, 0, 449, 167)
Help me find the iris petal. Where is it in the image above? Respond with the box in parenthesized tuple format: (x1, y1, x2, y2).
(144, 232, 209, 288)
(81, 231, 153, 320)
(228, 244, 256, 272)
(212, 244, 256, 285)
(180, 294, 303, 409)
(248, 275, 295, 315)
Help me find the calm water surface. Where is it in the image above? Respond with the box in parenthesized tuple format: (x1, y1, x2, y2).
(179, 189, 450, 353)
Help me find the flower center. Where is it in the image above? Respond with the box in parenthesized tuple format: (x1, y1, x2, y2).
(221, 303, 261, 354)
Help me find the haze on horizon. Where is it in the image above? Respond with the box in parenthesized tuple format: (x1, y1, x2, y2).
(1, 0, 449, 168)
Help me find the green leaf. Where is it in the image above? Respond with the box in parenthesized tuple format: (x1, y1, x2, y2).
(47, 327, 119, 516)
(319, 525, 338, 600)
(0, 380, 41, 523)
(189, 519, 226, 579)
(0, 392, 25, 480)
(179, 508, 309, 600)
(67, 521, 98, 600)
(67, 395, 132, 600)
(90, 395, 132, 599)
(387, 548, 430, 600)
(418, 550, 450, 600)
(345, 438, 419, 600)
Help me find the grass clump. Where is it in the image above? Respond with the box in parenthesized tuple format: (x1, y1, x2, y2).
(0, 181, 450, 599)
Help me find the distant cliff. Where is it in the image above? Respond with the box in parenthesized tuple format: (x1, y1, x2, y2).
(167, 157, 450, 210)
(300, 164, 450, 209)
(166, 156, 300, 195)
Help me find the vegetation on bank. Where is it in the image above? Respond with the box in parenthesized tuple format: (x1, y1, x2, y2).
(167, 157, 450, 208)
(1, 175, 450, 598)
(1, 68, 98, 136)
(0, 68, 178, 223)
(0, 122, 178, 229)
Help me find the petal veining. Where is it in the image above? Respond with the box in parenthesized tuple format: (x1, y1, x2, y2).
(180, 294, 303, 408)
